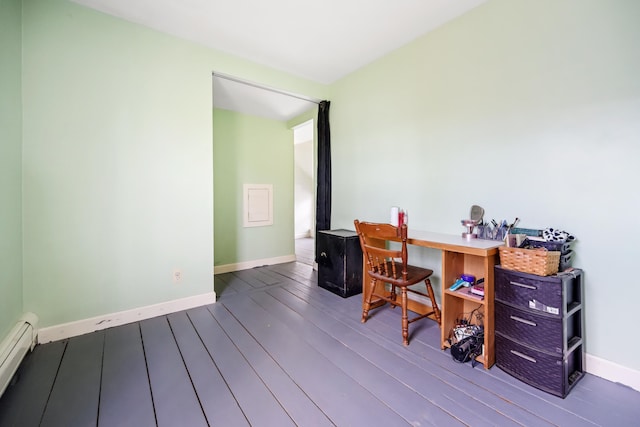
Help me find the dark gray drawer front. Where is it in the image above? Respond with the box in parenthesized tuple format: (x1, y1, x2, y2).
(496, 334, 563, 396)
(496, 334, 583, 398)
(495, 302, 562, 354)
(495, 268, 562, 314)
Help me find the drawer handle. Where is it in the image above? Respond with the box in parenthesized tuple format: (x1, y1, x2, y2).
(510, 350, 537, 363)
(509, 280, 537, 290)
(510, 315, 537, 327)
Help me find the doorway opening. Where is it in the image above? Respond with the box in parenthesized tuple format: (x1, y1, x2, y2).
(294, 119, 315, 266)
(212, 72, 321, 273)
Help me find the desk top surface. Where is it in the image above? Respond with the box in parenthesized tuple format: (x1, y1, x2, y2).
(407, 229, 504, 255)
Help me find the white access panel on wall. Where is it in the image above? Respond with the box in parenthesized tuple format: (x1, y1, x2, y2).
(243, 184, 273, 227)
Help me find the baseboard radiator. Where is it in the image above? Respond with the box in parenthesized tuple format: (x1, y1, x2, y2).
(0, 313, 38, 397)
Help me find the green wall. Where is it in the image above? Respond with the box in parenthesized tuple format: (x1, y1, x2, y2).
(20, 0, 327, 328)
(329, 0, 640, 370)
(0, 0, 24, 339)
(213, 109, 294, 266)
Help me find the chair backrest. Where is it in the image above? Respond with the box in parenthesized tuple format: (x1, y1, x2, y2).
(354, 220, 409, 282)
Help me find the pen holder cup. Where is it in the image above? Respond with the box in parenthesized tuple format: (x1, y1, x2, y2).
(478, 225, 507, 241)
(477, 225, 491, 240)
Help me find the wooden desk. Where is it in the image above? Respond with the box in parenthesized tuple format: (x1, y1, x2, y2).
(361, 230, 503, 369)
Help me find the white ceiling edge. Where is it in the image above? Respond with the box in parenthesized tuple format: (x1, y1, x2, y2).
(71, 0, 487, 84)
(70, 0, 488, 122)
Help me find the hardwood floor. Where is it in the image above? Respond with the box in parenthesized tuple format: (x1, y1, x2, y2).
(295, 236, 315, 266)
(1, 262, 638, 426)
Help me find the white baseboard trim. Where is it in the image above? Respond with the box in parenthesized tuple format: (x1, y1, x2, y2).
(585, 353, 640, 392)
(38, 292, 216, 344)
(214, 255, 296, 274)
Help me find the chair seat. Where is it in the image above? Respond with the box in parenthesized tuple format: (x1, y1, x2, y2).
(369, 264, 433, 287)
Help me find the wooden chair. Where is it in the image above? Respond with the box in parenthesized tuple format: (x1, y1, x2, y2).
(354, 220, 441, 346)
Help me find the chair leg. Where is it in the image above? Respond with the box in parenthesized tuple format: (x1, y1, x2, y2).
(401, 287, 409, 346)
(389, 284, 397, 308)
(362, 278, 377, 323)
(425, 278, 441, 325)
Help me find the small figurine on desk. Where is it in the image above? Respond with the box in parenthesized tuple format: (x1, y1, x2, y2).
(461, 205, 484, 240)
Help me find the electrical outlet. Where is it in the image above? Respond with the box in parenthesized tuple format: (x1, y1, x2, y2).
(173, 269, 182, 284)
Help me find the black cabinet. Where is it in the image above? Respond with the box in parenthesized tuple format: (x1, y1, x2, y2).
(317, 229, 362, 298)
(495, 266, 584, 398)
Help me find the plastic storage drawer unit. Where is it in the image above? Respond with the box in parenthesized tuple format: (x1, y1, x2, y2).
(495, 266, 584, 398)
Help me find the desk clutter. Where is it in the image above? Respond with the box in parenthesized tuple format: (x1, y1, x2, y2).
(449, 275, 485, 298)
(500, 227, 576, 276)
(447, 276, 486, 368)
(389, 206, 408, 226)
(459, 205, 576, 275)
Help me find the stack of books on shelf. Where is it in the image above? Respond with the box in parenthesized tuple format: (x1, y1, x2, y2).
(469, 283, 484, 298)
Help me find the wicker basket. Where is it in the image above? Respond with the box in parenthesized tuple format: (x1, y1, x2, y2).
(499, 246, 561, 276)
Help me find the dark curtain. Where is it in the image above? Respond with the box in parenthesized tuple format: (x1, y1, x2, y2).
(315, 100, 331, 262)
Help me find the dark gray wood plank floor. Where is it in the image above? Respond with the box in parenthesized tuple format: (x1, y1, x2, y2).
(295, 237, 315, 266)
(1, 262, 639, 426)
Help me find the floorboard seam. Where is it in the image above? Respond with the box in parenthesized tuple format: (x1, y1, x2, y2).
(37, 339, 68, 426)
(213, 303, 309, 426)
(166, 315, 211, 427)
(138, 321, 159, 427)
(96, 332, 106, 426)
(186, 309, 252, 426)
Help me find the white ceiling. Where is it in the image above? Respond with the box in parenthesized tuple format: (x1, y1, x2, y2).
(72, 0, 487, 121)
(212, 74, 320, 122)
